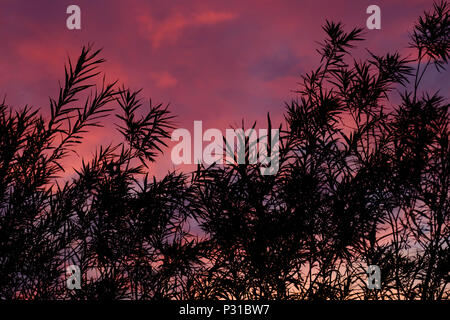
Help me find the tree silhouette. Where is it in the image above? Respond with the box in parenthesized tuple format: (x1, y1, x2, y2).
(0, 1, 448, 300)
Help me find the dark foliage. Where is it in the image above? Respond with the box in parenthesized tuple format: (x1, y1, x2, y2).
(1, 2, 449, 300)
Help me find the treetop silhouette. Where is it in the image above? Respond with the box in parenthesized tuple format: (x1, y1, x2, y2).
(0, 1, 448, 300)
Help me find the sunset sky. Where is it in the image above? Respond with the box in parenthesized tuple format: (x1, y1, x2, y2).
(0, 0, 448, 178)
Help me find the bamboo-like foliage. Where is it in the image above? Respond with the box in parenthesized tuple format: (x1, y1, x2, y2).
(0, 1, 448, 300)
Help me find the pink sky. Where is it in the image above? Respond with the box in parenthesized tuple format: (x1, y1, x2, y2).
(0, 0, 448, 178)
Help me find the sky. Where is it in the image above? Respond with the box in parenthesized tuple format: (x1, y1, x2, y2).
(0, 0, 448, 178)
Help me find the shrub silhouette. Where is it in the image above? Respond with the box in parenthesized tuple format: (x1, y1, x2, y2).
(0, 1, 448, 300)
